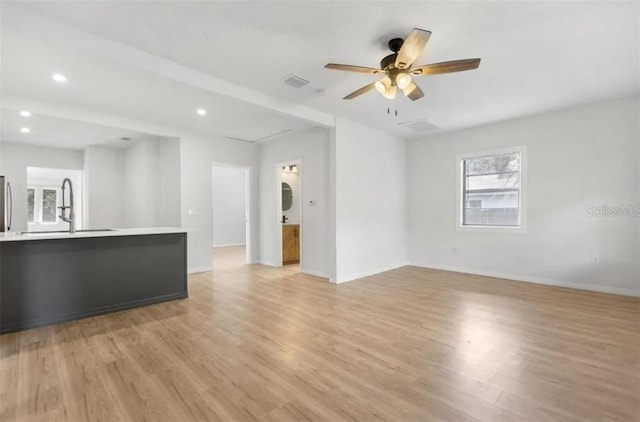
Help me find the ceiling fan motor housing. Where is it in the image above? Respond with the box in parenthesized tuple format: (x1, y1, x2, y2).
(380, 53, 398, 71)
(381, 38, 404, 70)
(388, 38, 404, 53)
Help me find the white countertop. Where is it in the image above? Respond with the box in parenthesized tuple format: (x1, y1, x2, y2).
(0, 227, 187, 242)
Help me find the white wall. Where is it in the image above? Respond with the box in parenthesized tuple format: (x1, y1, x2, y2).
(259, 128, 331, 278)
(180, 133, 259, 273)
(156, 137, 181, 228)
(124, 136, 181, 228)
(0, 142, 84, 232)
(83, 145, 125, 229)
(408, 96, 640, 296)
(212, 166, 246, 247)
(281, 169, 300, 224)
(333, 118, 408, 283)
(125, 139, 156, 228)
(83, 137, 181, 230)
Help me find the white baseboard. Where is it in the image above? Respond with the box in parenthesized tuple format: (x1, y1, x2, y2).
(255, 261, 330, 280)
(336, 262, 409, 284)
(212, 243, 246, 248)
(301, 268, 330, 280)
(410, 262, 640, 297)
(188, 266, 212, 274)
(258, 260, 279, 268)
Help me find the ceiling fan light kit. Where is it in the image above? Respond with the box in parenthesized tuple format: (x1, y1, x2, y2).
(383, 85, 397, 100)
(396, 72, 412, 90)
(325, 28, 481, 102)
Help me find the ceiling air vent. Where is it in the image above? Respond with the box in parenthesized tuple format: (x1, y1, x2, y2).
(283, 74, 311, 89)
(398, 119, 439, 132)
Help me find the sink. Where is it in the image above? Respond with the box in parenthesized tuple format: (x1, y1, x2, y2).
(21, 229, 115, 234)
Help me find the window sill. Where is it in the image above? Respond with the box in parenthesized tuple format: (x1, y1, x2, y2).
(456, 225, 527, 234)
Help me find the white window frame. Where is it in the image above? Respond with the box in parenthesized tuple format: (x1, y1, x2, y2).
(456, 146, 527, 234)
(27, 185, 62, 225)
(27, 187, 36, 223)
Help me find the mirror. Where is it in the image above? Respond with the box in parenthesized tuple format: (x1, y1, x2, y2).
(282, 182, 293, 211)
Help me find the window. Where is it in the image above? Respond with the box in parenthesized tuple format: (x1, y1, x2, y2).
(457, 146, 526, 232)
(27, 188, 35, 223)
(42, 189, 58, 222)
(27, 186, 61, 224)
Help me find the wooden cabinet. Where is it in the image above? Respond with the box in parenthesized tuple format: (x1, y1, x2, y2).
(282, 224, 300, 265)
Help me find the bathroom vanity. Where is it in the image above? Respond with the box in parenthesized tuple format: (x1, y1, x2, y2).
(282, 224, 300, 264)
(0, 227, 187, 333)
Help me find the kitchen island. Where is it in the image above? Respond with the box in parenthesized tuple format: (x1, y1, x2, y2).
(0, 227, 187, 333)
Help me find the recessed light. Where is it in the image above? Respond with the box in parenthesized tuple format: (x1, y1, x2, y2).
(20, 110, 32, 117)
(20, 127, 31, 134)
(52, 73, 67, 83)
(196, 108, 206, 116)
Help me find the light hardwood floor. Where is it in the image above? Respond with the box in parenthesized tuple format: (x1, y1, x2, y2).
(213, 245, 249, 270)
(1, 262, 639, 421)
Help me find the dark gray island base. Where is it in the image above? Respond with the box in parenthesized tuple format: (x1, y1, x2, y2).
(0, 231, 187, 333)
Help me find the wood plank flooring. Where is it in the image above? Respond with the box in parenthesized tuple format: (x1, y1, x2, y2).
(1, 259, 639, 421)
(212, 246, 248, 271)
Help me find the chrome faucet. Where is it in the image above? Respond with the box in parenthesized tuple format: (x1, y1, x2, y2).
(58, 178, 76, 233)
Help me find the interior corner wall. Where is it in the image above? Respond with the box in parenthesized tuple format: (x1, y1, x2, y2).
(0, 142, 84, 232)
(408, 95, 640, 296)
(180, 133, 259, 274)
(84, 137, 180, 231)
(333, 118, 408, 283)
(155, 137, 181, 228)
(124, 138, 157, 228)
(84, 145, 125, 229)
(258, 127, 332, 278)
(124, 136, 181, 229)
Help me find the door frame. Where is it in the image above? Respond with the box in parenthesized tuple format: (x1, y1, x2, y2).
(211, 162, 253, 265)
(276, 159, 302, 268)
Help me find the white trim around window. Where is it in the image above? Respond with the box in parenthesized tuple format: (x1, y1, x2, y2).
(27, 185, 62, 225)
(455, 145, 527, 234)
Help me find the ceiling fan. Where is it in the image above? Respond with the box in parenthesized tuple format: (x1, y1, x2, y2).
(325, 28, 481, 101)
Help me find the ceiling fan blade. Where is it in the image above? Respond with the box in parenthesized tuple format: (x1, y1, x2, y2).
(411, 58, 481, 76)
(325, 63, 381, 74)
(395, 28, 431, 69)
(403, 83, 424, 101)
(343, 82, 377, 100)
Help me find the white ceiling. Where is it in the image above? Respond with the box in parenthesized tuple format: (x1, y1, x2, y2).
(0, 4, 317, 148)
(1, 107, 152, 150)
(2, 1, 639, 141)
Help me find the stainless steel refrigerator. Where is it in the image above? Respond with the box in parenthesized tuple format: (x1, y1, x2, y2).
(0, 176, 12, 232)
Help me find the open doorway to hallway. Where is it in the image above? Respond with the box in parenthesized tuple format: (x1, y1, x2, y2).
(277, 160, 302, 271)
(212, 164, 251, 270)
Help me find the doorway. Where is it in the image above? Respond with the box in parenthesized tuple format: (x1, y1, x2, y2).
(211, 164, 251, 270)
(277, 160, 302, 269)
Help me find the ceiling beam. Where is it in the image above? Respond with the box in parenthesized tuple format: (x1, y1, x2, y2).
(3, 95, 191, 140)
(5, 7, 336, 129)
